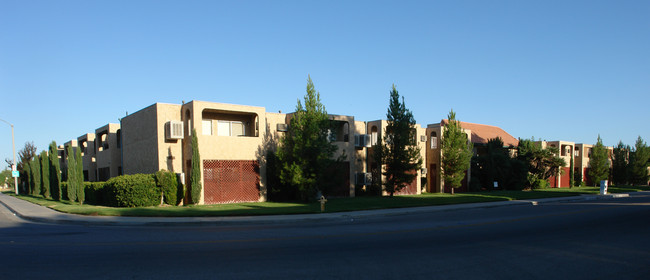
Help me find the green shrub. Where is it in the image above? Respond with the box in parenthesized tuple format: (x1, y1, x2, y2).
(84, 182, 106, 205)
(104, 174, 159, 207)
(532, 179, 549, 190)
(154, 170, 179, 206)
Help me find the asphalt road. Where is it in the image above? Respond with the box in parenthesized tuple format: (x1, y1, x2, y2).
(1, 193, 649, 279)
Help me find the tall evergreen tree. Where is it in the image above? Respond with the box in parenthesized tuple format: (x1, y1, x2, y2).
(611, 140, 629, 186)
(441, 110, 473, 195)
(588, 135, 610, 186)
(75, 147, 84, 204)
(190, 128, 202, 204)
(276, 76, 342, 201)
(40, 151, 50, 198)
(66, 145, 77, 202)
(48, 142, 61, 200)
(31, 157, 41, 196)
(629, 136, 649, 185)
(376, 85, 422, 196)
(23, 161, 32, 194)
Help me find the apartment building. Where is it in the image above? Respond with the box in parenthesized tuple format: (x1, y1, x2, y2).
(62, 99, 535, 203)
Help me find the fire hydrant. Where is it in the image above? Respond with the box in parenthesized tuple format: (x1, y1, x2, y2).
(319, 195, 328, 212)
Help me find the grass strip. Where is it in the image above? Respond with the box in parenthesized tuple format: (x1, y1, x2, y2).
(3, 185, 648, 217)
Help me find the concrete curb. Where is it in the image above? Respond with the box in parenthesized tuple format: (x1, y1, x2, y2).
(0, 192, 635, 227)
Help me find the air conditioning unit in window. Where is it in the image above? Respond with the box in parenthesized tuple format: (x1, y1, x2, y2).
(354, 134, 372, 148)
(355, 172, 372, 185)
(165, 121, 184, 140)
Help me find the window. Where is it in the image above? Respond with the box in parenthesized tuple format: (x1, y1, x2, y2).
(202, 120, 213, 135)
(117, 129, 121, 148)
(371, 126, 378, 145)
(430, 132, 437, 149)
(217, 121, 245, 136)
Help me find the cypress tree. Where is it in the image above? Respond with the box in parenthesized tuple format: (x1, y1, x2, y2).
(66, 145, 77, 202)
(75, 147, 84, 204)
(23, 162, 32, 195)
(441, 110, 473, 195)
(40, 151, 50, 198)
(190, 128, 202, 204)
(377, 85, 422, 196)
(588, 135, 610, 186)
(31, 157, 41, 196)
(48, 142, 61, 201)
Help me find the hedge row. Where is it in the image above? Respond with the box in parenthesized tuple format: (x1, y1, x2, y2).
(61, 170, 183, 208)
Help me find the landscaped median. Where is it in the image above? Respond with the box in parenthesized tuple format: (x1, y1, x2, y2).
(4, 185, 648, 217)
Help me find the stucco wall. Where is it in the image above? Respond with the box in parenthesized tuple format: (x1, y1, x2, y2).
(156, 103, 183, 173)
(122, 104, 160, 175)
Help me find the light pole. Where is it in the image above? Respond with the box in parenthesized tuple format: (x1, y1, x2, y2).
(0, 118, 18, 195)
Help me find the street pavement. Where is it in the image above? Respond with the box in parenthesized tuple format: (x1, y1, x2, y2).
(0, 191, 647, 279)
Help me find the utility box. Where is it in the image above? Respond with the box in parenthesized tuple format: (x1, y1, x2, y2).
(600, 180, 608, 195)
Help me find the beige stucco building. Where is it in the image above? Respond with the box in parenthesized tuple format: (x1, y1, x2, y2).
(77, 133, 97, 181)
(95, 123, 121, 181)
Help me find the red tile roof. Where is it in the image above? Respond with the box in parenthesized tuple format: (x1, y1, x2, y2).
(441, 120, 519, 147)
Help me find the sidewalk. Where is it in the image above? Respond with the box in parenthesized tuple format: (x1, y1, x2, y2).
(0, 192, 630, 227)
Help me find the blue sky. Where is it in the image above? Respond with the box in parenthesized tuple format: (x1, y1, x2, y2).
(1, 0, 649, 168)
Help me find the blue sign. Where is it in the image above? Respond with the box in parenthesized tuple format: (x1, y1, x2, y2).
(12, 171, 19, 177)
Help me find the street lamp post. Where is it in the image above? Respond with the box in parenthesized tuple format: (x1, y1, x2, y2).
(0, 118, 18, 195)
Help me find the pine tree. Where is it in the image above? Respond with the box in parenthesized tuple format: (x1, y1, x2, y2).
(276, 76, 342, 201)
(48, 142, 61, 200)
(611, 140, 629, 186)
(588, 135, 610, 186)
(629, 136, 649, 185)
(190, 128, 202, 204)
(75, 147, 84, 204)
(441, 110, 473, 195)
(376, 85, 422, 196)
(40, 151, 50, 198)
(66, 145, 77, 202)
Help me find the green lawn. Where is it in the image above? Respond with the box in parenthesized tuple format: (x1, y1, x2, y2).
(4, 185, 648, 217)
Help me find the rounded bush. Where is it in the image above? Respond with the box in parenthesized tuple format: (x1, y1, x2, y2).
(105, 174, 159, 207)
